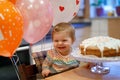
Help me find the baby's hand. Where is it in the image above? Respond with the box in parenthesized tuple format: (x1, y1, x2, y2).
(42, 69, 51, 77)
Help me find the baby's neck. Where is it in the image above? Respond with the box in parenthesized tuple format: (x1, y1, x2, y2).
(55, 48, 72, 56)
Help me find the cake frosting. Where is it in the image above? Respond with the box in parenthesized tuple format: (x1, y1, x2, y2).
(80, 36, 120, 57)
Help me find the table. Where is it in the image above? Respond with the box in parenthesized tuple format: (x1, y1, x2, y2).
(39, 62, 120, 80)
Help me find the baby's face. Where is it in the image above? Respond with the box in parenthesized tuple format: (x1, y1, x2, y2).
(52, 31, 73, 56)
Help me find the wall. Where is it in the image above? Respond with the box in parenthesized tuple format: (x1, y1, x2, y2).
(108, 18, 120, 39)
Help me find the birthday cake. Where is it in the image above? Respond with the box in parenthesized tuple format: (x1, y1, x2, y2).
(79, 36, 120, 57)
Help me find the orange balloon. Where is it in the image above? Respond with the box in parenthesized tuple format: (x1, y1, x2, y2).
(8, 0, 17, 4)
(0, 0, 23, 58)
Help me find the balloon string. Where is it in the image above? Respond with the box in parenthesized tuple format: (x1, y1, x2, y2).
(12, 55, 19, 65)
(42, 37, 46, 51)
(30, 43, 33, 47)
(29, 43, 34, 64)
(10, 54, 20, 80)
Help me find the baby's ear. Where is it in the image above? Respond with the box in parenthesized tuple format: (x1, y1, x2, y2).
(72, 37, 76, 43)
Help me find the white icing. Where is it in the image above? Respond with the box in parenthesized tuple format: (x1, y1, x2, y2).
(80, 36, 120, 57)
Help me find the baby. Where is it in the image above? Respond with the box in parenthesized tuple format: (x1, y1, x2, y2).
(42, 22, 79, 77)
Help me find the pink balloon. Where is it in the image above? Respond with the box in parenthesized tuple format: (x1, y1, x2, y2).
(16, 0, 53, 44)
(50, 0, 80, 26)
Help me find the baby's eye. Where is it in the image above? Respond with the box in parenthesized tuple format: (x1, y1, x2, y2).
(63, 40, 67, 42)
(54, 40, 58, 42)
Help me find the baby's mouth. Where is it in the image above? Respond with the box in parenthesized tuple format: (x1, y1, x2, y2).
(58, 46, 66, 49)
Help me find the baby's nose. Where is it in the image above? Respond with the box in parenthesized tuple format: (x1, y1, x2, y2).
(58, 41, 63, 44)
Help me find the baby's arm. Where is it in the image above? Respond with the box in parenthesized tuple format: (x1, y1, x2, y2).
(42, 51, 53, 77)
(42, 59, 51, 77)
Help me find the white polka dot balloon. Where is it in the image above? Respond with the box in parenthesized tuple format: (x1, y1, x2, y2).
(50, 0, 80, 26)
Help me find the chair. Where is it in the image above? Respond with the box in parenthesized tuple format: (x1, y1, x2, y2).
(32, 51, 47, 73)
(18, 64, 38, 80)
(18, 51, 47, 80)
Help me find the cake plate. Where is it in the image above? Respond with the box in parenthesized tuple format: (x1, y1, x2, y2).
(90, 62, 110, 74)
(71, 48, 120, 74)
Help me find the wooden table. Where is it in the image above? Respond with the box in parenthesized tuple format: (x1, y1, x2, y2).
(39, 62, 120, 80)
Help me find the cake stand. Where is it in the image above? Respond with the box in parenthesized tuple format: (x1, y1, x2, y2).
(90, 62, 110, 74)
(71, 48, 120, 74)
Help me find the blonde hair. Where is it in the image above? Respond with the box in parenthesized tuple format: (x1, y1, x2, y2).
(52, 22, 75, 42)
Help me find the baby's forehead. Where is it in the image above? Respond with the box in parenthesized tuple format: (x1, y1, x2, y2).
(53, 30, 70, 35)
(53, 32, 72, 39)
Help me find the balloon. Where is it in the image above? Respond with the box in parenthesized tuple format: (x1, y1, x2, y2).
(50, 0, 80, 26)
(0, 0, 23, 57)
(8, 0, 17, 4)
(16, 0, 53, 44)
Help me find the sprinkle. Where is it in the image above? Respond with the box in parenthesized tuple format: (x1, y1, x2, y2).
(0, 13, 5, 20)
